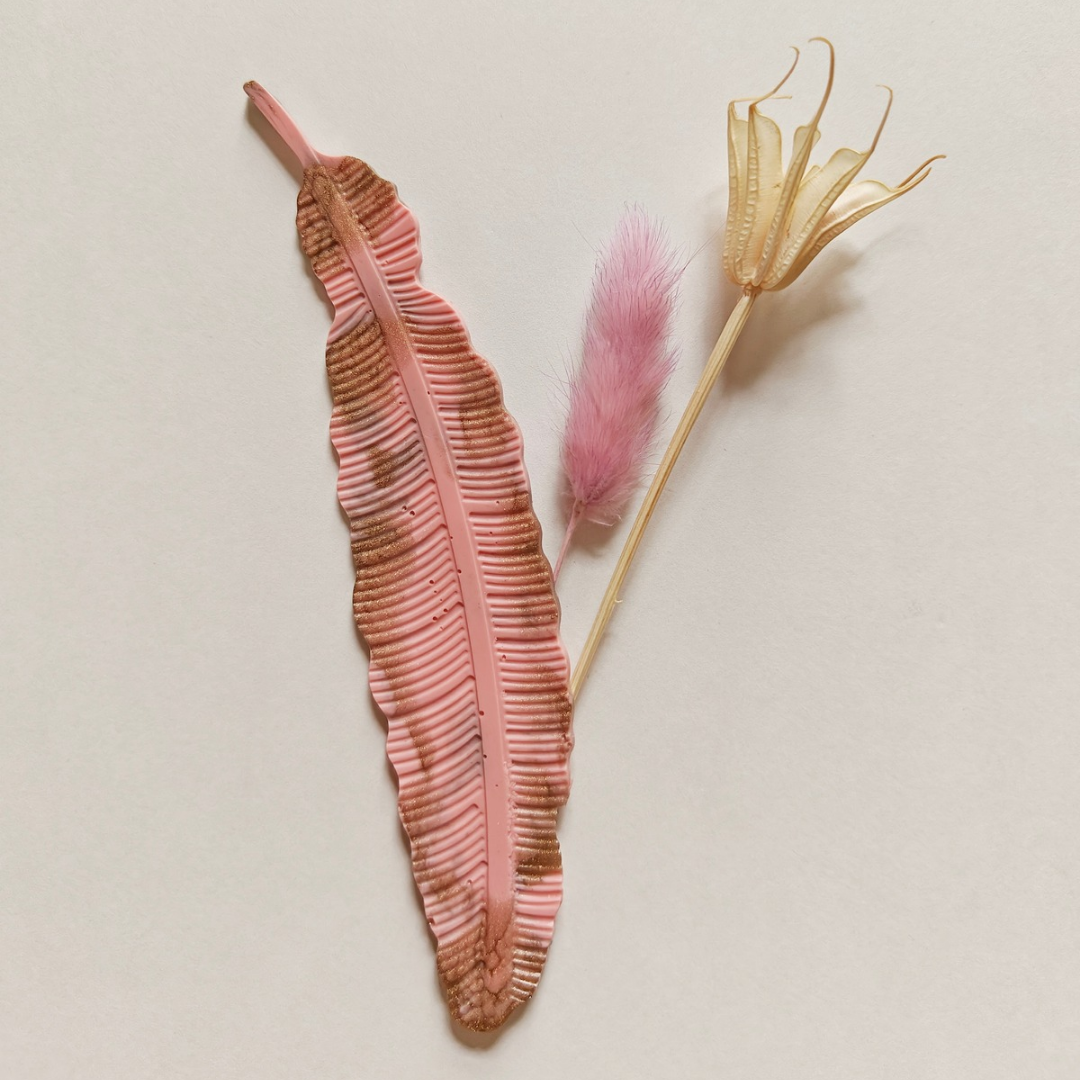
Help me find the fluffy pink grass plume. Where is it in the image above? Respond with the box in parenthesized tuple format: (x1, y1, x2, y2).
(555, 209, 681, 578)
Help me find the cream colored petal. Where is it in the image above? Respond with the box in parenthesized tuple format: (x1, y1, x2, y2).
(764, 145, 867, 286)
(792, 122, 822, 166)
(722, 103, 751, 283)
(724, 50, 799, 286)
(767, 85, 896, 286)
(736, 105, 785, 282)
(753, 38, 835, 286)
(774, 156, 941, 289)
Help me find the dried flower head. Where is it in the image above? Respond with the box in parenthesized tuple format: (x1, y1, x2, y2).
(723, 38, 942, 292)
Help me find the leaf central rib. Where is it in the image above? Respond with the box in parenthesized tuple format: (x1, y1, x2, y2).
(310, 167, 515, 924)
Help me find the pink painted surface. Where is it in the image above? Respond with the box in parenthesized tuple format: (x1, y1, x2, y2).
(246, 83, 573, 1031)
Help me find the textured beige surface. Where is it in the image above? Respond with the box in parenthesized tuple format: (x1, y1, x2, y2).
(1, 0, 1078, 1076)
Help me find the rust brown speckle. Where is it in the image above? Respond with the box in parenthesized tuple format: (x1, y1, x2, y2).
(368, 446, 396, 489)
(351, 514, 411, 569)
(457, 379, 503, 448)
(309, 163, 368, 248)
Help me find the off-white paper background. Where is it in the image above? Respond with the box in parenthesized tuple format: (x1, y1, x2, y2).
(2, 0, 1078, 1076)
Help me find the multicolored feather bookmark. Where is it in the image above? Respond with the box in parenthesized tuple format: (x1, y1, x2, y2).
(245, 82, 573, 1032)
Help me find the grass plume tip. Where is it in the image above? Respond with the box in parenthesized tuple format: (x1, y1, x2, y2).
(555, 208, 681, 578)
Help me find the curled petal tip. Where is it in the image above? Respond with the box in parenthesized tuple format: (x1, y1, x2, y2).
(865, 85, 895, 157)
(748, 46, 800, 108)
(806, 37, 837, 125)
(809, 38, 837, 108)
(899, 153, 946, 188)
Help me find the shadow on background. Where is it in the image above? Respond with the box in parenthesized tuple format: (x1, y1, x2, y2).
(722, 247, 863, 391)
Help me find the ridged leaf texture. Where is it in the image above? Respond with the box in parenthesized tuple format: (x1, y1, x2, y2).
(246, 83, 573, 1031)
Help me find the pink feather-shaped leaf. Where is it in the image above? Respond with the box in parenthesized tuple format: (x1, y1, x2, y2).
(556, 210, 680, 574)
(246, 83, 572, 1031)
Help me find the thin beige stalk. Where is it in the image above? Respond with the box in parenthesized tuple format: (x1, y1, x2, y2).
(570, 289, 758, 699)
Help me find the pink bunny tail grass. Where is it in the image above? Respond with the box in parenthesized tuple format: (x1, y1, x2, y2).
(556, 208, 681, 578)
